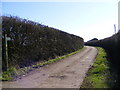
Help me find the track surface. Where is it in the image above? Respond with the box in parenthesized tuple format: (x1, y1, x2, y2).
(2, 46, 98, 88)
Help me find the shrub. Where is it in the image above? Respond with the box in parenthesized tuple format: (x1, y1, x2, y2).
(2, 16, 84, 71)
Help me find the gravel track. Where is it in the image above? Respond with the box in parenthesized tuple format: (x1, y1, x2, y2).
(2, 46, 98, 88)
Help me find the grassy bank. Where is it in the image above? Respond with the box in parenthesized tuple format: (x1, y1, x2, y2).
(1, 47, 85, 81)
(81, 47, 110, 88)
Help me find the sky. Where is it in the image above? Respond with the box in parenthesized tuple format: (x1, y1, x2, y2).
(1, 0, 119, 41)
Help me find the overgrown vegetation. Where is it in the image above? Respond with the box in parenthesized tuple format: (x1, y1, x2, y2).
(81, 47, 110, 88)
(2, 16, 84, 71)
(1, 47, 85, 81)
(85, 32, 120, 88)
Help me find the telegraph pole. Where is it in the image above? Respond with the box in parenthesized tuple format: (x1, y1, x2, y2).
(114, 24, 116, 34)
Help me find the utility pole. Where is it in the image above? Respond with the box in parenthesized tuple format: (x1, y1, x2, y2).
(114, 24, 116, 34)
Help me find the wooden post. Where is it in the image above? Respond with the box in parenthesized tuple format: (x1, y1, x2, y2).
(5, 34, 8, 71)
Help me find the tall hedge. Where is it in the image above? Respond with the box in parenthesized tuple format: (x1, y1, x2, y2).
(85, 32, 120, 66)
(2, 16, 84, 71)
(85, 32, 120, 88)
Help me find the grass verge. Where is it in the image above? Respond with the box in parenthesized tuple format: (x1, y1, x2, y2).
(2, 47, 85, 81)
(80, 47, 110, 88)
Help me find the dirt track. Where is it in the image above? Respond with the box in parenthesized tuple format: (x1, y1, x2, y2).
(2, 46, 98, 88)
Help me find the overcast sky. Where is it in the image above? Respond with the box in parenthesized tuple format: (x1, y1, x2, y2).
(2, 0, 118, 41)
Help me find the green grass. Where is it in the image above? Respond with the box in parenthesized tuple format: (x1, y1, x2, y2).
(32, 47, 85, 68)
(2, 47, 85, 81)
(81, 47, 110, 88)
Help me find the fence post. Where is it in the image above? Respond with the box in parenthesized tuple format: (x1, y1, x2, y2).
(5, 34, 8, 71)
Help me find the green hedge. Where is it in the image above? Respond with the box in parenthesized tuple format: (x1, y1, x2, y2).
(2, 16, 84, 71)
(85, 32, 120, 88)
